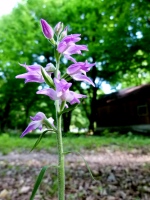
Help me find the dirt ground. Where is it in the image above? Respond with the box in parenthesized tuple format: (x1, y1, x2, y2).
(0, 147, 150, 200)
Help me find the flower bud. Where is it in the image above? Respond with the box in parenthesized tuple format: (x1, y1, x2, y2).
(41, 67, 55, 88)
(40, 19, 54, 39)
(54, 22, 63, 35)
(45, 63, 56, 72)
(43, 117, 57, 131)
(60, 26, 68, 40)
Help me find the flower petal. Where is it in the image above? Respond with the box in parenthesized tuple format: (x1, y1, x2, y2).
(30, 112, 46, 121)
(61, 90, 86, 105)
(16, 63, 45, 83)
(16, 72, 44, 83)
(20, 120, 42, 137)
(69, 91, 86, 104)
(64, 55, 77, 63)
(54, 78, 72, 97)
(67, 61, 95, 75)
(65, 45, 88, 55)
(72, 74, 95, 86)
(61, 34, 81, 43)
(67, 64, 81, 75)
(19, 64, 41, 72)
(37, 88, 58, 100)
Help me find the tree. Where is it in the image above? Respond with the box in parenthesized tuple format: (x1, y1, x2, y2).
(1, 0, 150, 132)
(58, 0, 150, 130)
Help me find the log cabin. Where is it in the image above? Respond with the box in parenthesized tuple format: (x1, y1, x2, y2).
(96, 84, 150, 133)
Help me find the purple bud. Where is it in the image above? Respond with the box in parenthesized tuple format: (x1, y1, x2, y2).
(40, 19, 54, 39)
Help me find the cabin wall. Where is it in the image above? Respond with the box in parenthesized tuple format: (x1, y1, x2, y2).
(97, 98, 150, 127)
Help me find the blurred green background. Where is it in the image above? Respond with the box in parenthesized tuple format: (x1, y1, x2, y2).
(0, 0, 150, 134)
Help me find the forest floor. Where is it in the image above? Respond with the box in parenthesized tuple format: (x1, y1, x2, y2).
(0, 146, 150, 200)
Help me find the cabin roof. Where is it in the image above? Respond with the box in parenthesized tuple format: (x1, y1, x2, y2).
(98, 84, 150, 105)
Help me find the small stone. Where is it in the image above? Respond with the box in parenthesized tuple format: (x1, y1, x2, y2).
(0, 189, 10, 198)
(107, 196, 116, 200)
(0, 161, 6, 166)
(143, 186, 150, 193)
(100, 188, 107, 195)
(115, 190, 127, 199)
(108, 184, 118, 192)
(92, 169, 99, 176)
(86, 196, 95, 200)
(19, 186, 30, 194)
(107, 172, 116, 182)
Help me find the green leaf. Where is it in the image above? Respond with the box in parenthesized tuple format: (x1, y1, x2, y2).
(41, 67, 55, 88)
(30, 165, 58, 200)
(61, 73, 70, 79)
(59, 103, 79, 115)
(63, 151, 96, 181)
(30, 130, 53, 152)
(29, 165, 49, 200)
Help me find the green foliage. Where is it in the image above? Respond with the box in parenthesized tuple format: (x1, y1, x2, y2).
(1, 133, 150, 155)
(1, 0, 150, 131)
(101, 129, 119, 137)
(71, 107, 89, 129)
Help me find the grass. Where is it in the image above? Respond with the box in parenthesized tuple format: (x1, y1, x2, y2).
(0, 132, 150, 154)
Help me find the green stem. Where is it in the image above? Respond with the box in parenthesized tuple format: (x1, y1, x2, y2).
(55, 49, 65, 200)
(55, 51, 60, 78)
(56, 109, 65, 200)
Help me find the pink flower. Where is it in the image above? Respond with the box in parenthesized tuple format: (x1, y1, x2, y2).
(57, 34, 88, 63)
(40, 19, 54, 39)
(67, 61, 95, 86)
(21, 112, 46, 137)
(16, 63, 52, 83)
(37, 78, 86, 105)
(21, 112, 55, 137)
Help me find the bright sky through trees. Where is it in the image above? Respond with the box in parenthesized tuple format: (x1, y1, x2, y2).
(0, 0, 118, 94)
(0, 0, 21, 17)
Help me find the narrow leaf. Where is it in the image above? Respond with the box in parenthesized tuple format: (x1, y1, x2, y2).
(30, 130, 53, 152)
(30, 165, 58, 200)
(63, 151, 96, 181)
(61, 73, 70, 79)
(59, 103, 78, 115)
(29, 165, 49, 200)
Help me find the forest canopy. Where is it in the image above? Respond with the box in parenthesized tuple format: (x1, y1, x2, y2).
(0, 0, 150, 132)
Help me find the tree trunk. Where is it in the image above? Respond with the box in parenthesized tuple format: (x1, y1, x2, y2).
(88, 58, 98, 132)
(63, 111, 71, 133)
(0, 99, 11, 131)
(89, 86, 98, 132)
